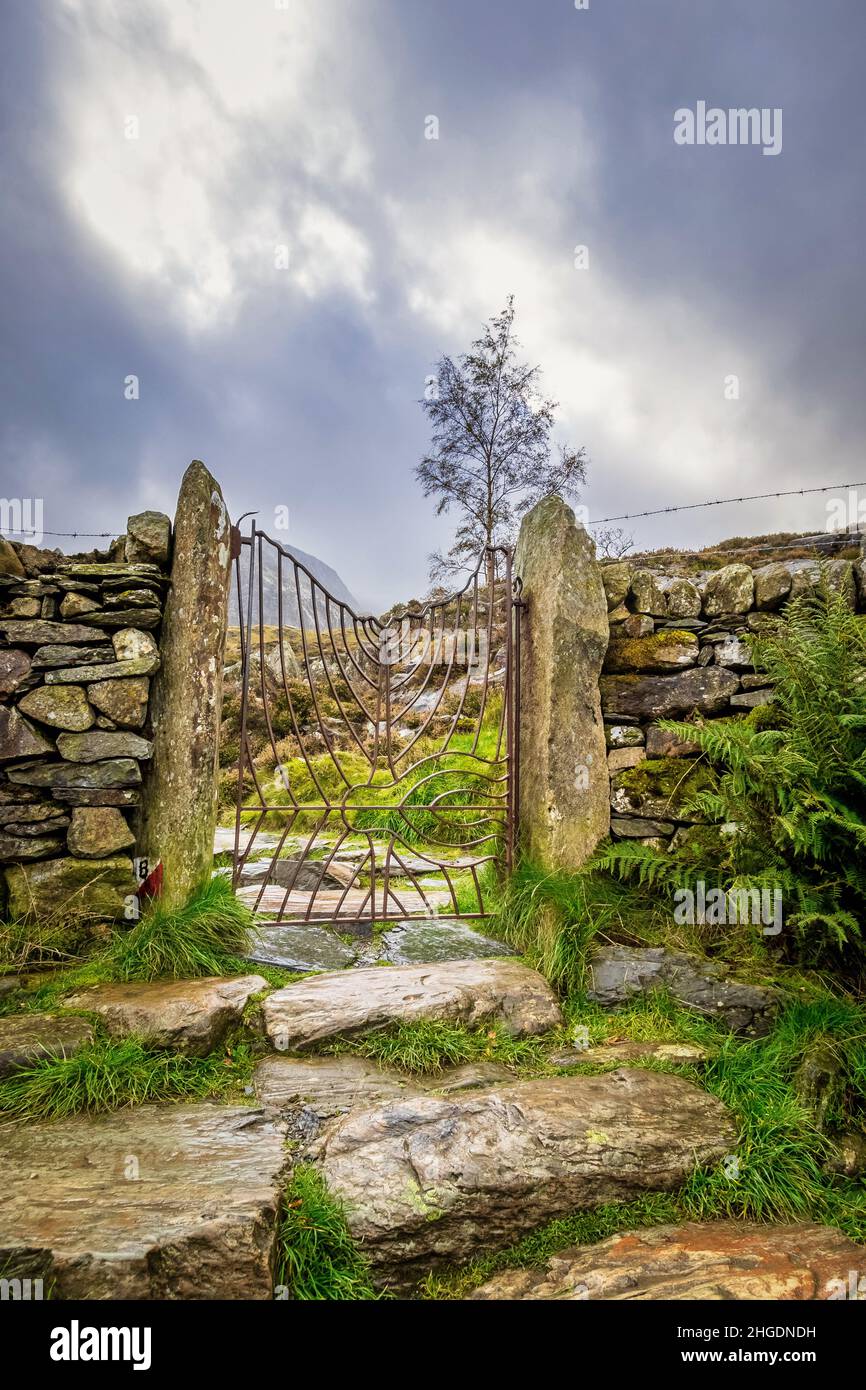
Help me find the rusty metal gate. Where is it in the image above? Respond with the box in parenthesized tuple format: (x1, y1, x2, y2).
(229, 518, 520, 931)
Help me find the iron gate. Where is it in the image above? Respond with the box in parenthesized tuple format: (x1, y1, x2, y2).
(229, 519, 520, 931)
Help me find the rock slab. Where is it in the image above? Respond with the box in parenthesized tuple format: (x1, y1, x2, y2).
(470, 1221, 866, 1300)
(587, 944, 779, 1035)
(0, 1103, 287, 1298)
(310, 1068, 736, 1290)
(262, 960, 563, 1051)
(65, 974, 267, 1055)
(0, 1012, 95, 1077)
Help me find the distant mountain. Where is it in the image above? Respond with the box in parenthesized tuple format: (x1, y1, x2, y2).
(228, 539, 363, 629)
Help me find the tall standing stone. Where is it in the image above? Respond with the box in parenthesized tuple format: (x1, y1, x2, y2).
(514, 495, 610, 870)
(138, 462, 232, 909)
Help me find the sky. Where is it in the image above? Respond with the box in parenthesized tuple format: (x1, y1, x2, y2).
(1, 0, 864, 609)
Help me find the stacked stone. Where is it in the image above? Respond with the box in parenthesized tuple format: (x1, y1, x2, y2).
(599, 548, 866, 844)
(0, 512, 171, 921)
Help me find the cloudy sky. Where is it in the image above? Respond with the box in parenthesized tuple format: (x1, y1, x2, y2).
(1, 0, 864, 608)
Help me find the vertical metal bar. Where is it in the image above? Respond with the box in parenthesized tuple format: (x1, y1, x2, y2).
(232, 519, 258, 888)
(511, 572, 523, 874)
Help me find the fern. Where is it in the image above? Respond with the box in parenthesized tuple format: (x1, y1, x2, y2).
(606, 577, 866, 967)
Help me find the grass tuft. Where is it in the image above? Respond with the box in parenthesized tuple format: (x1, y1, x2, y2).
(324, 1017, 552, 1076)
(275, 1165, 387, 1300)
(103, 876, 254, 982)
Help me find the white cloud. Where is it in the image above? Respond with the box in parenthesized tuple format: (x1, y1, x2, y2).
(57, 0, 375, 331)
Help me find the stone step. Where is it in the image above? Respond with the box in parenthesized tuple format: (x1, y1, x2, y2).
(0, 1012, 94, 1077)
(469, 1221, 866, 1300)
(306, 1068, 736, 1292)
(0, 1103, 287, 1298)
(261, 960, 563, 1051)
(64, 975, 267, 1055)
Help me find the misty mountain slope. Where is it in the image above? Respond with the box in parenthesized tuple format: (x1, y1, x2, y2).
(229, 539, 363, 628)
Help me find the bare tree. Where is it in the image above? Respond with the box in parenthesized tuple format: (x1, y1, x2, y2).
(416, 297, 587, 580)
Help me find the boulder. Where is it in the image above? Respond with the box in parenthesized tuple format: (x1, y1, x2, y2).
(58, 592, 100, 619)
(17, 684, 94, 731)
(514, 496, 610, 871)
(730, 688, 774, 708)
(125, 510, 172, 566)
(629, 570, 667, 616)
(4, 854, 136, 920)
(0, 1012, 94, 1077)
(112, 627, 159, 662)
(713, 634, 752, 668)
(0, 706, 53, 760)
(65, 974, 268, 1055)
(0, 831, 66, 860)
(0, 649, 31, 696)
(67, 806, 135, 858)
(754, 561, 792, 610)
(87, 675, 150, 727)
(601, 667, 739, 719)
(607, 747, 646, 772)
(309, 1069, 736, 1290)
(0, 536, 26, 578)
(793, 1040, 843, 1132)
(605, 632, 698, 674)
(469, 1222, 866, 1300)
(601, 561, 633, 610)
(619, 613, 654, 638)
(665, 578, 702, 619)
(586, 944, 779, 1034)
(262, 960, 562, 1052)
(702, 564, 754, 617)
(0, 1103, 287, 1298)
(56, 730, 153, 762)
(254, 1053, 414, 1122)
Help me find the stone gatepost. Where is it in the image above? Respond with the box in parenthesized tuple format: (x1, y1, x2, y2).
(138, 461, 232, 910)
(514, 495, 610, 870)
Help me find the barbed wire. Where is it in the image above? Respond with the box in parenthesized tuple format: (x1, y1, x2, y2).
(587, 481, 866, 526)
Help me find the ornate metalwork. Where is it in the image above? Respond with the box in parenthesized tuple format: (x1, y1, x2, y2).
(230, 522, 520, 930)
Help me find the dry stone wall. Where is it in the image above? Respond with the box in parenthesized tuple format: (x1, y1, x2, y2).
(0, 513, 171, 923)
(599, 545, 866, 845)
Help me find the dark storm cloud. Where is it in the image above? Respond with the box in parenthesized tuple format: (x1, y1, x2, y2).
(1, 1, 864, 607)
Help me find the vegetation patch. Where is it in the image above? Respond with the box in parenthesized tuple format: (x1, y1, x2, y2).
(275, 1165, 387, 1300)
(323, 1017, 552, 1076)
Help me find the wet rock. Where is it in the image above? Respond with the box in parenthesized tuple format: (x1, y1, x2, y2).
(0, 621, 106, 645)
(793, 1040, 843, 1132)
(469, 1222, 865, 1300)
(44, 655, 159, 685)
(65, 974, 268, 1055)
(0, 1012, 94, 1077)
(7, 758, 141, 789)
(30, 644, 115, 668)
(246, 921, 356, 972)
(0, 1103, 287, 1298)
(254, 1053, 413, 1121)
(587, 944, 779, 1035)
(309, 1069, 736, 1291)
(376, 919, 514, 965)
(85, 607, 162, 630)
(551, 1040, 709, 1068)
(262, 960, 563, 1052)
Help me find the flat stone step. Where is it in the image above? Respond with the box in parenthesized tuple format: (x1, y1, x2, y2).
(549, 1040, 709, 1068)
(261, 960, 563, 1051)
(0, 1012, 94, 1077)
(373, 919, 514, 965)
(307, 1068, 736, 1291)
(0, 1103, 287, 1298)
(247, 922, 357, 972)
(64, 975, 267, 1055)
(469, 1221, 866, 1300)
(237, 884, 453, 917)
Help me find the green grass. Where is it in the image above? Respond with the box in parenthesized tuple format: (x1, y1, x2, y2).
(324, 1017, 553, 1076)
(103, 876, 254, 981)
(275, 1165, 388, 1300)
(0, 1036, 256, 1122)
